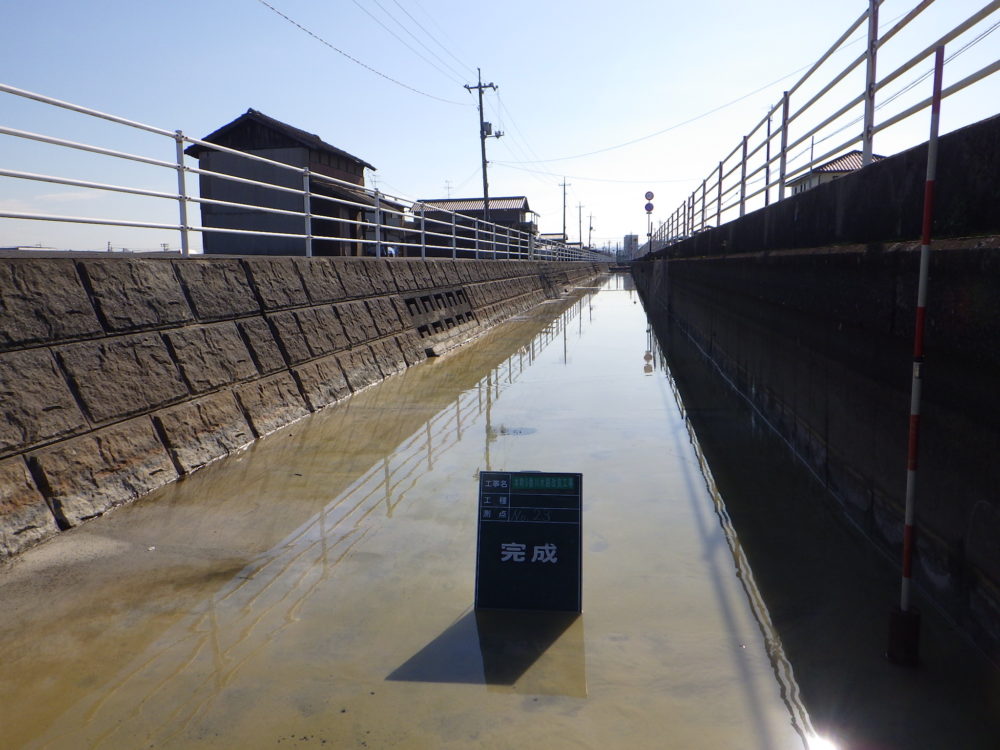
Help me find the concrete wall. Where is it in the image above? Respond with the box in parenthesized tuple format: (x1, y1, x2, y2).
(632, 238, 1000, 658)
(0, 255, 607, 558)
(653, 112, 1000, 259)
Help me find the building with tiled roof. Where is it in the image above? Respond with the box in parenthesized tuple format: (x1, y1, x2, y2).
(186, 109, 377, 256)
(415, 196, 537, 235)
(788, 149, 885, 196)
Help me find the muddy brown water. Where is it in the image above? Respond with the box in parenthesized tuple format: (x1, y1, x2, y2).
(1, 275, 996, 749)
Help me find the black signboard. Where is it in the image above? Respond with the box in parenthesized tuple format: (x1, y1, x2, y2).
(474, 471, 582, 612)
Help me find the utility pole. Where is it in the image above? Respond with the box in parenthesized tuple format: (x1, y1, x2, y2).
(465, 68, 502, 223)
(444, 180, 452, 198)
(577, 203, 583, 248)
(588, 213, 593, 250)
(560, 178, 570, 242)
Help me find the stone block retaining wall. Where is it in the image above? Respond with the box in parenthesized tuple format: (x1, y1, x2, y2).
(0, 255, 606, 558)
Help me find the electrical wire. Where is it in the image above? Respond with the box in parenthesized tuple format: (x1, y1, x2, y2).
(495, 161, 694, 185)
(390, 0, 476, 77)
(254, 0, 468, 106)
(355, 0, 467, 86)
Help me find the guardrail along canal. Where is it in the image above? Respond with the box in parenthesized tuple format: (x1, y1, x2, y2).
(1, 274, 997, 749)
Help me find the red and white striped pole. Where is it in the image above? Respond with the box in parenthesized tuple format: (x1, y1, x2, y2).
(888, 45, 944, 667)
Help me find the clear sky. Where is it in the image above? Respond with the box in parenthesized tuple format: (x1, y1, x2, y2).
(1, 0, 997, 251)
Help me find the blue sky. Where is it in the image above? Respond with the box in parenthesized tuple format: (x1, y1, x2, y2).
(1, 0, 997, 251)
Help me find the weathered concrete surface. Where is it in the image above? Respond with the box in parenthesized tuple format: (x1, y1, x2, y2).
(632, 238, 1000, 659)
(0, 255, 606, 558)
(0, 259, 102, 348)
(0, 457, 56, 557)
(0, 349, 88, 454)
(29, 416, 179, 527)
(650, 113, 1000, 260)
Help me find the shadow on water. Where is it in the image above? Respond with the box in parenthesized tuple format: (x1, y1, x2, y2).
(387, 609, 586, 696)
(652, 316, 1000, 750)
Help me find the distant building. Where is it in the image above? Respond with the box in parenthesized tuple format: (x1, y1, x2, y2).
(787, 150, 885, 196)
(412, 196, 539, 257)
(623, 234, 638, 259)
(185, 109, 376, 256)
(415, 197, 538, 235)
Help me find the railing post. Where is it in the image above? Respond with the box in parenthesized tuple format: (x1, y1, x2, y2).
(765, 112, 772, 207)
(716, 161, 723, 226)
(374, 190, 383, 257)
(420, 204, 426, 260)
(740, 135, 748, 217)
(303, 168, 313, 258)
(529, 232, 534, 260)
(173, 130, 190, 256)
(451, 213, 457, 259)
(862, 0, 879, 165)
(700, 179, 706, 230)
(474, 221, 480, 259)
(778, 91, 790, 201)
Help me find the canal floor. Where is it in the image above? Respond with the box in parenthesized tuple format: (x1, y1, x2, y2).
(0, 274, 996, 749)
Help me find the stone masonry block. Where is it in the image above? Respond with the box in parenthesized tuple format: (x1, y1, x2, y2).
(337, 346, 383, 392)
(153, 391, 254, 474)
(335, 300, 379, 345)
(165, 322, 258, 393)
(425, 260, 451, 287)
(388, 260, 418, 292)
(295, 306, 349, 357)
(56, 333, 189, 424)
(266, 310, 312, 365)
(0, 259, 101, 350)
(390, 295, 414, 328)
(293, 354, 351, 411)
(406, 260, 435, 289)
(366, 297, 404, 337)
(362, 260, 398, 294)
(453, 261, 475, 284)
(0, 349, 89, 455)
(78, 258, 193, 331)
(336, 261, 376, 298)
(236, 316, 286, 374)
(370, 338, 406, 376)
(29, 416, 178, 526)
(234, 372, 310, 437)
(440, 261, 462, 286)
(173, 259, 260, 320)
(395, 332, 427, 366)
(242, 257, 308, 310)
(295, 258, 348, 303)
(0, 456, 59, 558)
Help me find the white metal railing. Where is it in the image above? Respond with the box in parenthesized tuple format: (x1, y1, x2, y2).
(632, 0, 1000, 259)
(0, 82, 608, 262)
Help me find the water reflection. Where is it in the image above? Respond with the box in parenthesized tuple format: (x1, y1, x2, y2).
(649, 307, 1000, 748)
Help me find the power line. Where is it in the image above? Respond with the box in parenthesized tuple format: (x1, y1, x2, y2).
(390, 0, 476, 77)
(354, 0, 467, 85)
(254, 0, 468, 106)
(494, 161, 694, 185)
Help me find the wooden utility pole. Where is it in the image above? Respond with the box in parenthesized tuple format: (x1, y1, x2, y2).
(465, 69, 502, 223)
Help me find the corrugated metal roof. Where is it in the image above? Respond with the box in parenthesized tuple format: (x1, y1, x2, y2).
(416, 196, 531, 212)
(814, 150, 884, 173)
